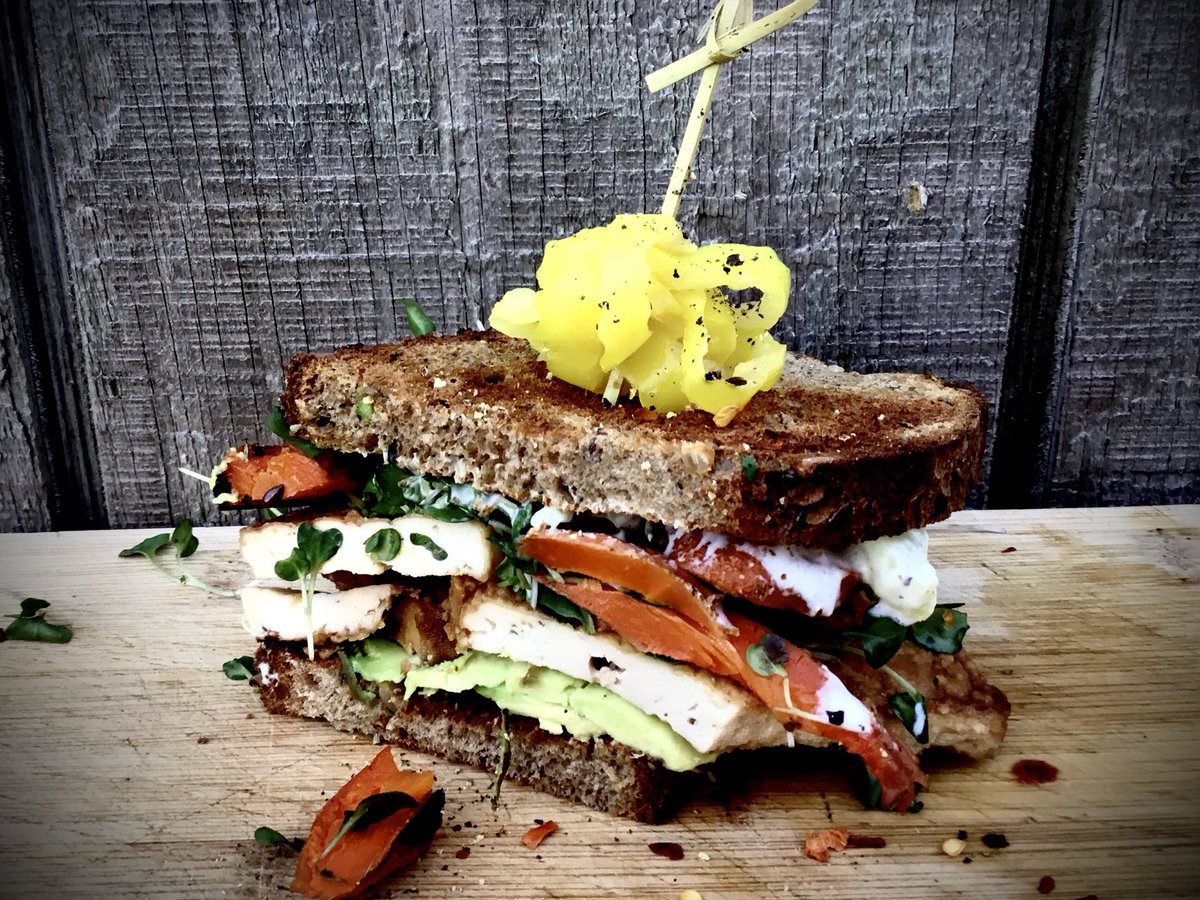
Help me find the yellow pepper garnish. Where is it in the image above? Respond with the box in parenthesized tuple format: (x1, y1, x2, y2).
(490, 213, 788, 422)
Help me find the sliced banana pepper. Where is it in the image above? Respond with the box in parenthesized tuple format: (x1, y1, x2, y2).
(490, 213, 790, 421)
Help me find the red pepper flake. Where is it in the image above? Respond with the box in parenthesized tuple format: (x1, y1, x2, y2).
(1037, 875, 1056, 894)
(521, 820, 557, 850)
(981, 832, 1009, 849)
(1012, 758, 1060, 785)
(649, 841, 685, 861)
(1001, 546, 1017, 553)
(455, 847, 470, 859)
(803, 828, 849, 863)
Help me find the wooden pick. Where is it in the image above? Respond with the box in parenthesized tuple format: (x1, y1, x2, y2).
(652, 0, 821, 217)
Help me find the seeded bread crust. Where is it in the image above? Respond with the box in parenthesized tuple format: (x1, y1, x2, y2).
(282, 330, 986, 549)
(255, 641, 690, 823)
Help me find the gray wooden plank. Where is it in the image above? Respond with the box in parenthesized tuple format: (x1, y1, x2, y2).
(0, 145, 55, 532)
(25, 0, 1049, 526)
(2, 0, 108, 532)
(1045, 0, 1200, 505)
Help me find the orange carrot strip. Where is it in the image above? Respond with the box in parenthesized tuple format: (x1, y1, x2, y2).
(290, 749, 435, 900)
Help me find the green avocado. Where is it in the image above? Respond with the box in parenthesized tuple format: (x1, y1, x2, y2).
(349, 641, 711, 771)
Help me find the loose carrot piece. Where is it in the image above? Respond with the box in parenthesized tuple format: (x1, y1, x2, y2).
(519, 530, 724, 637)
(290, 748, 438, 899)
(521, 820, 558, 850)
(215, 444, 360, 507)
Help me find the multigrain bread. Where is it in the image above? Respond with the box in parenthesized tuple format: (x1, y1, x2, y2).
(282, 330, 986, 550)
(255, 642, 692, 823)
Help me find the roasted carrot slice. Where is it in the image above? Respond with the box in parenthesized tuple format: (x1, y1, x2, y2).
(667, 530, 860, 617)
(214, 444, 360, 508)
(544, 577, 740, 677)
(519, 530, 725, 637)
(520, 820, 558, 850)
(290, 748, 438, 899)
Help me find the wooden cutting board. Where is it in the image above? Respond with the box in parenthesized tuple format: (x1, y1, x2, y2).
(1, 506, 1198, 899)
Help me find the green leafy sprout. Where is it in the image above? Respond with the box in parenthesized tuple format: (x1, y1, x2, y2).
(838, 605, 965, 745)
(489, 709, 512, 810)
(739, 453, 758, 482)
(223, 656, 255, 681)
(254, 826, 304, 853)
(266, 406, 320, 459)
(364, 527, 403, 562)
(5, 598, 73, 643)
(745, 632, 788, 678)
(396, 298, 437, 336)
(409, 532, 448, 561)
(274, 522, 344, 660)
(320, 791, 421, 861)
(118, 519, 235, 597)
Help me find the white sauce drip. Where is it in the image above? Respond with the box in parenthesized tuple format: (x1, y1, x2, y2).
(678, 531, 852, 617)
(814, 669, 874, 735)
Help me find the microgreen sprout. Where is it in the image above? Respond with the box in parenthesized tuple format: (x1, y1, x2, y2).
(118, 519, 235, 597)
(396, 298, 437, 336)
(274, 522, 343, 660)
(4, 598, 73, 643)
(489, 709, 512, 810)
(223, 656, 256, 681)
(266, 406, 320, 458)
(409, 532, 447, 561)
(739, 453, 758, 482)
(254, 826, 304, 853)
(363, 528, 402, 563)
(320, 791, 420, 861)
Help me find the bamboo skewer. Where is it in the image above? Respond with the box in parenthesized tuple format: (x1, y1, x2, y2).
(651, 0, 821, 217)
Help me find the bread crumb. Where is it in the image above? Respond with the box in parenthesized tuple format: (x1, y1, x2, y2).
(942, 837, 966, 856)
(678, 892, 704, 900)
(433, 377, 448, 389)
(696, 851, 710, 861)
(804, 827, 849, 862)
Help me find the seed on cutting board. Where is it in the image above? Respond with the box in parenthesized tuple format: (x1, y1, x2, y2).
(941, 837, 966, 856)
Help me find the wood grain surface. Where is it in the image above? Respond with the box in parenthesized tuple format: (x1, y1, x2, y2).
(1, 507, 1198, 898)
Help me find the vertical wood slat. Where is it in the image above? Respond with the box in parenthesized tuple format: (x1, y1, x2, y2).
(1044, 0, 1200, 505)
(0, 141, 55, 532)
(0, 1, 103, 531)
(991, 0, 1200, 509)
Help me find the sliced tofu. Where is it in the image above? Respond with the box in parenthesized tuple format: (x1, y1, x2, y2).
(240, 584, 395, 644)
(240, 511, 496, 581)
(457, 588, 787, 755)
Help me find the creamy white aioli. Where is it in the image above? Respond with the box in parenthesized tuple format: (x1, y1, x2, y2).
(843, 529, 939, 625)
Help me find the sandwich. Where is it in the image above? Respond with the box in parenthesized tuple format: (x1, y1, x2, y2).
(214, 215, 1008, 823)
(214, 334, 1009, 823)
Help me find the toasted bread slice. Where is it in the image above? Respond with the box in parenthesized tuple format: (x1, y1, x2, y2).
(255, 641, 692, 823)
(282, 330, 985, 549)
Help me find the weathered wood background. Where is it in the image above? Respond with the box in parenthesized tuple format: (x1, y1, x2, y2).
(0, 0, 1196, 531)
